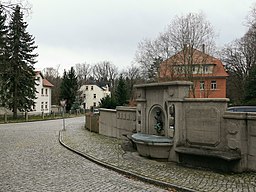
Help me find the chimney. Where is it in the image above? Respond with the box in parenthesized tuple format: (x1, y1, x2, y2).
(202, 44, 205, 53)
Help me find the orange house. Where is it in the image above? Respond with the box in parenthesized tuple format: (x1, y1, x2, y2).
(159, 48, 228, 98)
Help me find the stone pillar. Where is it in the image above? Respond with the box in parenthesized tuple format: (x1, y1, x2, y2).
(25, 112, 28, 122)
(4, 113, 7, 123)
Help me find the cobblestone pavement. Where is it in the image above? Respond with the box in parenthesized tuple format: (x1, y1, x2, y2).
(0, 117, 171, 192)
(60, 117, 256, 192)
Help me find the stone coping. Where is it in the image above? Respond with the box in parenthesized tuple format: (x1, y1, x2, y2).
(131, 133, 173, 145)
(184, 98, 229, 102)
(134, 81, 193, 88)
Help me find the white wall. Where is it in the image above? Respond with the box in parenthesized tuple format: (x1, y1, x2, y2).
(80, 84, 111, 110)
(32, 73, 52, 114)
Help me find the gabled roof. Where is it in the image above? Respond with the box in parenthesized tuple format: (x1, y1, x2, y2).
(43, 79, 54, 87)
(35, 71, 54, 87)
(161, 48, 228, 77)
(80, 84, 109, 91)
(35, 71, 43, 78)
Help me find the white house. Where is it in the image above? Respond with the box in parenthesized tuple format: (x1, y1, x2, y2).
(32, 71, 54, 114)
(80, 84, 111, 110)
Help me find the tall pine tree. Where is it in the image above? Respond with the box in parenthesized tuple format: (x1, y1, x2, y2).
(0, 7, 9, 107)
(60, 67, 78, 111)
(4, 6, 38, 118)
(115, 74, 128, 106)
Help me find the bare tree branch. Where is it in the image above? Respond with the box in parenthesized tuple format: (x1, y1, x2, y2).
(135, 12, 217, 82)
(92, 61, 118, 90)
(75, 62, 91, 86)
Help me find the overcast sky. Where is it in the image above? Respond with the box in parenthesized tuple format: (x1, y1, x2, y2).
(26, 0, 255, 72)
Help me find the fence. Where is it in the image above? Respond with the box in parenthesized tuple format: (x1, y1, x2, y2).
(0, 110, 84, 124)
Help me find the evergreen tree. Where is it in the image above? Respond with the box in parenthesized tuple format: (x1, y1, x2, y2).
(115, 74, 128, 106)
(3, 6, 38, 118)
(99, 95, 117, 109)
(59, 67, 78, 111)
(0, 7, 9, 106)
(244, 65, 256, 105)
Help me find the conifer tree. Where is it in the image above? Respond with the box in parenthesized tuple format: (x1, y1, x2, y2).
(0, 7, 9, 107)
(60, 67, 78, 111)
(4, 5, 38, 118)
(244, 65, 256, 105)
(115, 74, 128, 106)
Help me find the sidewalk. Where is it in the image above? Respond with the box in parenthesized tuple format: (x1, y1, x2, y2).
(59, 126, 256, 192)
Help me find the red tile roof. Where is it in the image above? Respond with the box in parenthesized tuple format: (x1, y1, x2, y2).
(160, 48, 228, 78)
(43, 79, 54, 87)
(35, 71, 54, 87)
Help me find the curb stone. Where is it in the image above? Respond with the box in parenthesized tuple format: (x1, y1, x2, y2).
(59, 130, 196, 192)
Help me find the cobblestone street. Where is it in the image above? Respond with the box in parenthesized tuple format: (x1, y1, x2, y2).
(0, 117, 170, 192)
(61, 117, 256, 192)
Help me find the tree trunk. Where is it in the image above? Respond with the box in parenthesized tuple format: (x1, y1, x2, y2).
(13, 73, 18, 119)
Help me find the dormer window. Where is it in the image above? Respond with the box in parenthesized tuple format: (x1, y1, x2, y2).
(203, 65, 209, 73)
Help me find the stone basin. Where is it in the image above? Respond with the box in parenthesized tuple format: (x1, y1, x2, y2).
(131, 133, 173, 159)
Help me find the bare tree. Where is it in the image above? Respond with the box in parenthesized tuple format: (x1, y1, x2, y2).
(122, 64, 141, 101)
(246, 2, 256, 28)
(0, 0, 31, 18)
(75, 62, 91, 86)
(43, 65, 60, 78)
(222, 5, 256, 104)
(135, 38, 161, 80)
(43, 66, 62, 105)
(135, 12, 217, 83)
(92, 61, 118, 90)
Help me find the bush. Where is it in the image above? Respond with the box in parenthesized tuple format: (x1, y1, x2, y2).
(99, 95, 117, 109)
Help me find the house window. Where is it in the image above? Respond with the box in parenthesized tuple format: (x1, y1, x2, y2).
(93, 102, 96, 107)
(83, 94, 86, 99)
(211, 81, 217, 90)
(200, 81, 205, 90)
(86, 86, 88, 90)
(45, 88, 48, 96)
(91, 86, 93, 90)
(192, 66, 196, 73)
(45, 102, 48, 109)
(203, 65, 208, 73)
(93, 94, 96, 99)
(41, 88, 44, 95)
(41, 102, 44, 110)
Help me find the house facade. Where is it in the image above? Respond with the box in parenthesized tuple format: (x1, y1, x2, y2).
(80, 84, 111, 110)
(160, 48, 229, 98)
(32, 71, 54, 114)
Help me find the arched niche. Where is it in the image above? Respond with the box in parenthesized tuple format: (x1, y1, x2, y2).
(148, 105, 165, 135)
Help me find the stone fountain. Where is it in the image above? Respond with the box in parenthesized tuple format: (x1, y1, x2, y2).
(131, 81, 192, 160)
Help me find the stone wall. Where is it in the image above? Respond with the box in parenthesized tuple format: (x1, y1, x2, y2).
(223, 112, 256, 172)
(99, 108, 117, 137)
(181, 98, 228, 149)
(85, 114, 99, 133)
(98, 81, 256, 172)
(99, 107, 136, 139)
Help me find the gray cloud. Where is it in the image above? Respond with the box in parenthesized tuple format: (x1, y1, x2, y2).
(27, 0, 255, 71)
